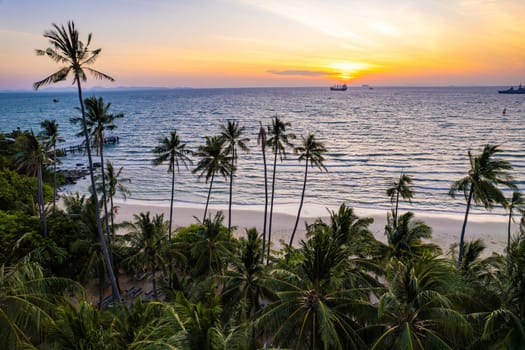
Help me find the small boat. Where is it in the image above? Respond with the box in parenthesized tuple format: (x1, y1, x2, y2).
(330, 84, 347, 91)
(498, 84, 525, 94)
(53, 98, 59, 103)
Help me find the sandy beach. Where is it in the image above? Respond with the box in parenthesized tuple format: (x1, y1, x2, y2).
(110, 200, 517, 257)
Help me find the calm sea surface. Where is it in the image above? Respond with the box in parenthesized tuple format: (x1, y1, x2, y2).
(1, 87, 524, 219)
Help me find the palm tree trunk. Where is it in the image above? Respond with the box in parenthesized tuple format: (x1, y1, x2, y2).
(152, 265, 157, 301)
(110, 195, 115, 238)
(228, 150, 234, 233)
(169, 168, 175, 241)
(394, 184, 400, 225)
(290, 157, 309, 248)
(52, 144, 57, 214)
(37, 164, 48, 238)
(261, 145, 268, 263)
(458, 185, 473, 266)
(203, 172, 215, 222)
(507, 208, 513, 252)
(267, 151, 278, 264)
(76, 80, 120, 302)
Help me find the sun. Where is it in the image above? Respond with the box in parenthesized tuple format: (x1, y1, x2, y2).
(327, 61, 375, 81)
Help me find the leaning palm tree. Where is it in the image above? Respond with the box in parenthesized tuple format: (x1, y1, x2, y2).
(289, 133, 327, 248)
(71, 96, 123, 245)
(39, 119, 63, 213)
(386, 172, 414, 226)
(257, 121, 269, 262)
(193, 136, 231, 222)
(505, 191, 525, 252)
(449, 144, 515, 266)
(152, 131, 192, 241)
(266, 116, 295, 263)
(14, 131, 50, 238)
(220, 120, 249, 233)
(34, 21, 120, 301)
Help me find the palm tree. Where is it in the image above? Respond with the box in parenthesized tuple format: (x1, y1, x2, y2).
(152, 131, 192, 241)
(386, 172, 414, 226)
(220, 120, 250, 233)
(449, 144, 515, 266)
(257, 121, 269, 262)
(39, 119, 63, 213)
(289, 133, 327, 248)
(34, 21, 120, 301)
(99, 160, 131, 236)
(122, 212, 168, 299)
(14, 131, 50, 238)
(266, 116, 295, 263)
(505, 191, 525, 252)
(71, 96, 123, 244)
(193, 136, 231, 222)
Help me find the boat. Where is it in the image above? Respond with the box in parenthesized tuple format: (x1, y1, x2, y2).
(498, 84, 525, 94)
(330, 84, 347, 91)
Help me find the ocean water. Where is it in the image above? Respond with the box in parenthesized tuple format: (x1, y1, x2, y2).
(1, 86, 524, 219)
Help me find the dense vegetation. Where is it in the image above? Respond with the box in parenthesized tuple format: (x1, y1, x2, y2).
(0, 21, 524, 349)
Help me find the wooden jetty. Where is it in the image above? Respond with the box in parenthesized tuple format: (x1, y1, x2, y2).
(57, 136, 120, 156)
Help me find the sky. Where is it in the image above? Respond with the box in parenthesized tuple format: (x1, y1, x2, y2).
(1, 0, 525, 89)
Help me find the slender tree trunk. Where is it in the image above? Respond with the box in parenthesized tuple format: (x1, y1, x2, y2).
(169, 168, 175, 241)
(261, 145, 268, 263)
(458, 185, 473, 266)
(52, 144, 56, 213)
(76, 80, 120, 302)
(228, 149, 234, 233)
(507, 208, 513, 252)
(267, 151, 278, 264)
(152, 263, 157, 301)
(394, 184, 400, 225)
(37, 164, 48, 238)
(110, 195, 115, 238)
(203, 173, 215, 221)
(290, 158, 309, 248)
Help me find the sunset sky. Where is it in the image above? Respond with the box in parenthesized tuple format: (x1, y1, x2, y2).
(1, 0, 525, 89)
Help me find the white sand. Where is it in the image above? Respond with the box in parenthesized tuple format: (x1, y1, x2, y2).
(110, 200, 517, 257)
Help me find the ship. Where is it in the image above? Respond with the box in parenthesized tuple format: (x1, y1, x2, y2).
(498, 84, 525, 94)
(330, 84, 347, 91)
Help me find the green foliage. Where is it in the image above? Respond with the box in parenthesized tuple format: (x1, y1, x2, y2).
(0, 210, 41, 264)
(0, 168, 50, 215)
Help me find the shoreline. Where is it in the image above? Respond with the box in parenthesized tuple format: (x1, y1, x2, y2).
(110, 199, 515, 257)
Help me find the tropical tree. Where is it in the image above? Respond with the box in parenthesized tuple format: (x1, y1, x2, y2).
(386, 172, 414, 226)
(193, 136, 231, 222)
(152, 130, 192, 241)
(14, 131, 50, 237)
(122, 212, 168, 299)
(34, 21, 120, 300)
(39, 119, 63, 213)
(449, 144, 515, 266)
(257, 227, 375, 349)
(505, 191, 525, 252)
(266, 116, 295, 263)
(71, 95, 123, 245)
(220, 120, 249, 234)
(98, 160, 131, 236)
(257, 121, 269, 262)
(289, 133, 327, 247)
(371, 257, 472, 349)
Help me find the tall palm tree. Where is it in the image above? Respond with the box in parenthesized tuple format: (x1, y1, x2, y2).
(289, 133, 327, 248)
(257, 121, 269, 262)
(266, 116, 295, 263)
(39, 119, 63, 213)
(99, 160, 131, 236)
(386, 172, 414, 226)
(14, 131, 50, 238)
(152, 131, 192, 241)
(220, 120, 250, 234)
(505, 191, 525, 252)
(193, 136, 231, 222)
(71, 96, 123, 244)
(449, 144, 515, 266)
(34, 21, 120, 301)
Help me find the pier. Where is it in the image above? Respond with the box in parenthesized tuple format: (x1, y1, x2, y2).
(57, 136, 120, 156)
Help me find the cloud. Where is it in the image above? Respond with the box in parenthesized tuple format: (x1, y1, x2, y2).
(267, 69, 335, 77)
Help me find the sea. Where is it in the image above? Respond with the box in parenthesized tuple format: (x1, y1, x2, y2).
(1, 86, 524, 220)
